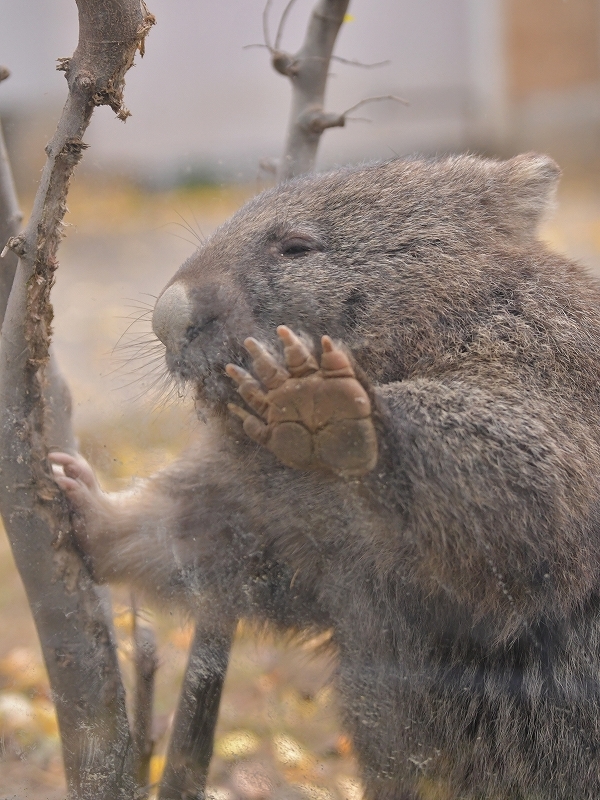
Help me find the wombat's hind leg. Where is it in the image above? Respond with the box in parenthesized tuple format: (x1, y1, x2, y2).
(226, 326, 378, 477)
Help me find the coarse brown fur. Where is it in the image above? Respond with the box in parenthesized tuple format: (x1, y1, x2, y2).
(56, 154, 600, 799)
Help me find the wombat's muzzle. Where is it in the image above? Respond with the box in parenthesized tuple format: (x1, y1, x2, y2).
(152, 282, 194, 352)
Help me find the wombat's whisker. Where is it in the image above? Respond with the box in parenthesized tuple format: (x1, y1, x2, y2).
(110, 345, 164, 364)
(112, 336, 162, 351)
(113, 366, 175, 405)
(125, 294, 157, 306)
(112, 351, 163, 365)
(112, 322, 157, 352)
(115, 359, 167, 377)
(112, 342, 163, 357)
(118, 309, 153, 319)
(112, 349, 162, 361)
(106, 292, 176, 407)
(173, 211, 205, 245)
(122, 299, 155, 309)
(164, 230, 200, 250)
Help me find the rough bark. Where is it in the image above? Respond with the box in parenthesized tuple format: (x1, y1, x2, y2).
(0, 72, 76, 453)
(277, 0, 350, 181)
(0, 3, 154, 798)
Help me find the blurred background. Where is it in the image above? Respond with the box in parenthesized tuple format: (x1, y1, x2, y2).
(3, 0, 600, 186)
(0, 1, 600, 798)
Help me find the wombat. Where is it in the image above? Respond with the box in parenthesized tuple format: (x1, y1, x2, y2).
(51, 154, 600, 800)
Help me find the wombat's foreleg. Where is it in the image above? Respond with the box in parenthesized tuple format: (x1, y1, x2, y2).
(226, 325, 378, 478)
(48, 450, 195, 596)
(49, 450, 123, 580)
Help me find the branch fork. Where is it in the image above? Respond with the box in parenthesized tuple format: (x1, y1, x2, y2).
(272, 51, 299, 77)
(262, 0, 404, 180)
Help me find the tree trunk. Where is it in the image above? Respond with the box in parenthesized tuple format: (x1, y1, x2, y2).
(0, 3, 154, 797)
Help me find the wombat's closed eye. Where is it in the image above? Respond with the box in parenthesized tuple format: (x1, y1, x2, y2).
(279, 234, 322, 257)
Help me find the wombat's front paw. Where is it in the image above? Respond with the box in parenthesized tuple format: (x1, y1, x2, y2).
(226, 326, 378, 477)
(48, 452, 110, 571)
(49, 451, 103, 513)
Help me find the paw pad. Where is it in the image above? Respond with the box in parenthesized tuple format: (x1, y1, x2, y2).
(226, 327, 377, 477)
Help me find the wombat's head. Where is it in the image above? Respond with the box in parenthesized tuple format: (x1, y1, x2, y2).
(152, 154, 559, 409)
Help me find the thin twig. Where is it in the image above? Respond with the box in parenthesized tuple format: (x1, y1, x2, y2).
(330, 54, 389, 68)
(274, 0, 299, 51)
(0, 80, 22, 320)
(244, 47, 389, 72)
(291, 93, 408, 135)
(340, 93, 409, 115)
(262, 0, 275, 50)
(259, 157, 279, 175)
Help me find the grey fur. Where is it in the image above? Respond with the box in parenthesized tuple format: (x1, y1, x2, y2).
(76, 154, 600, 799)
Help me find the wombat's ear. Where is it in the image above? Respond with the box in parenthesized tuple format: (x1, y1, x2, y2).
(500, 153, 560, 236)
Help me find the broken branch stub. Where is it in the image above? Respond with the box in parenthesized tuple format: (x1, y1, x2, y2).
(302, 95, 409, 134)
(0, 1, 154, 798)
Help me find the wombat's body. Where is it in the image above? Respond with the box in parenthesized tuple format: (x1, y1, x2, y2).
(53, 155, 600, 799)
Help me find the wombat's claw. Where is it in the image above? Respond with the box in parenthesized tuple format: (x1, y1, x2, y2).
(277, 326, 319, 377)
(226, 326, 378, 477)
(48, 451, 102, 511)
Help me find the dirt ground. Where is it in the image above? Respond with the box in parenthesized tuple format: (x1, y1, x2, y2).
(1, 171, 600, 799)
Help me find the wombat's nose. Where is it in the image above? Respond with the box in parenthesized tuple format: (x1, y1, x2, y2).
(152, 282, 194, 350)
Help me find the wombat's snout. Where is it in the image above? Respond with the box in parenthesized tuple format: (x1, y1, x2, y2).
(152, 282, 194, 351)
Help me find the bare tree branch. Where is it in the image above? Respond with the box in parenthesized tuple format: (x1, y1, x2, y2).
(274, 0, 299, 51)
(330, 54, 390, 68)
(0, 71, 77, 458)
(301, 94, 408, 133)
(158, 625, 233, 800)
(340, 93, 408, 115)
(0, 2, 154, 798)
(262, 0, 276, 51)
(264, 0, 405, 180)
(277, 0, 350, 180)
